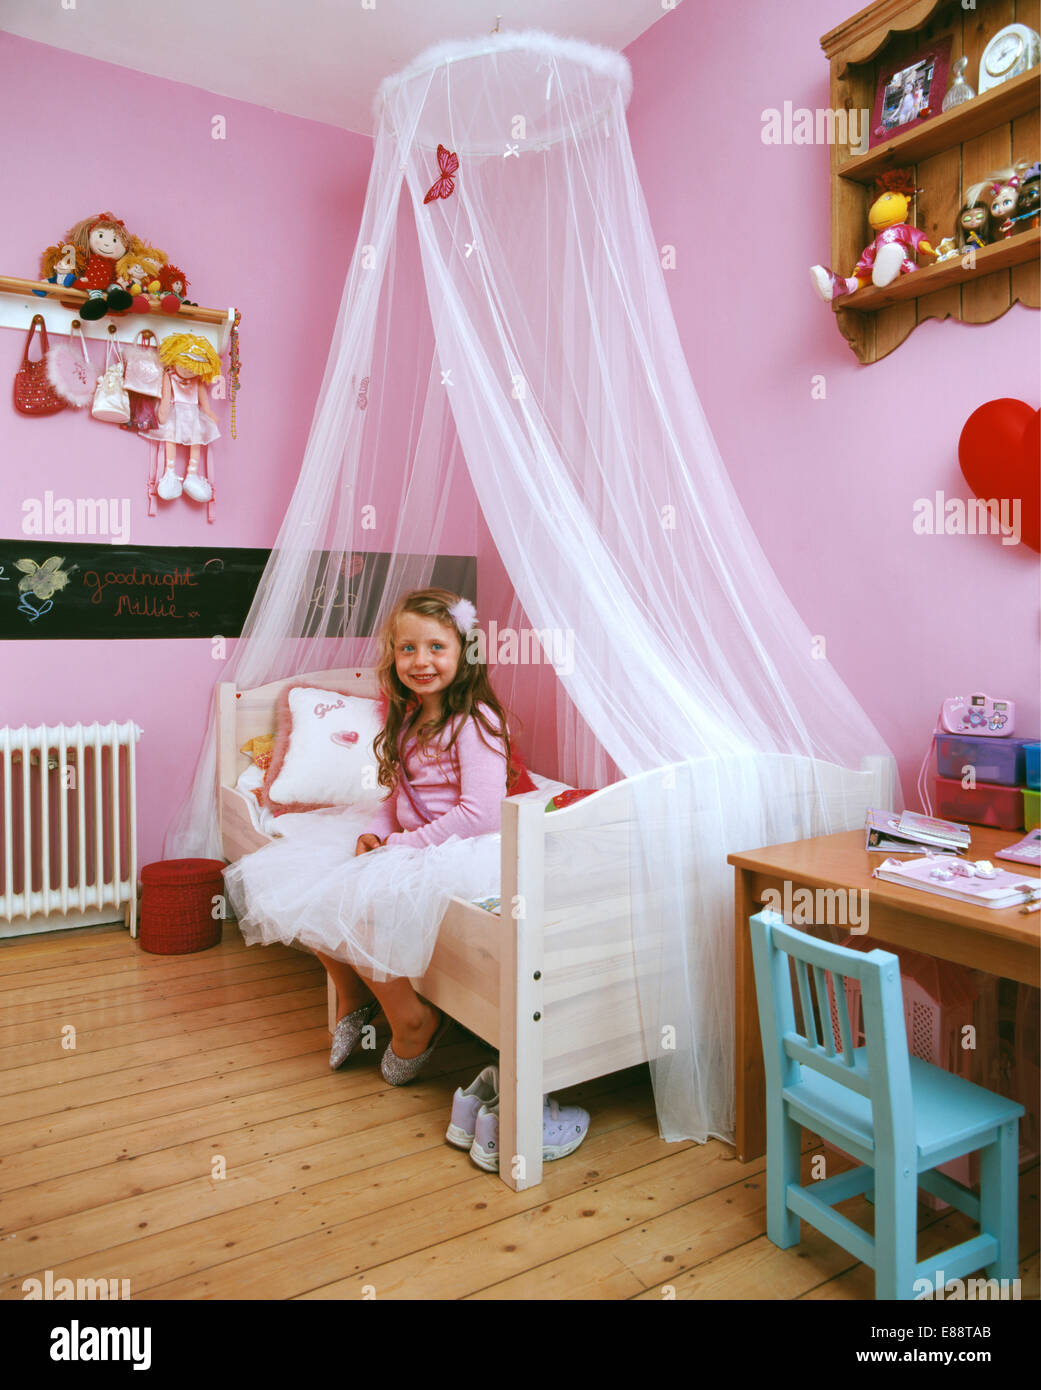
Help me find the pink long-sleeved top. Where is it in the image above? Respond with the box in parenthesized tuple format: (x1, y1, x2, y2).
(363, 707, 508, 849)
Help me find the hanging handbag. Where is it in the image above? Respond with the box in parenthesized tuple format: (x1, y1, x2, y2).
(123, 329, 162, 397)
(14, 315, 67, 416)
(46, 321, 99, 409)
(120, 390, 160, 435)
(92, 338, 130, 424)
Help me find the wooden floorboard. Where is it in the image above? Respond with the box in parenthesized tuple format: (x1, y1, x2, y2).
(0, 925, 1036, 1301)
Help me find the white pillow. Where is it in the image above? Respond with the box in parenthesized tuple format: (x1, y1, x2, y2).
(263, 687, 385, 816)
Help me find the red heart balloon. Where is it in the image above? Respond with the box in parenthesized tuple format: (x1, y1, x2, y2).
(958, 399, 1040, 552)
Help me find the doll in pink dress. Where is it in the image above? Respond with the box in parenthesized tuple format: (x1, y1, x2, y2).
(811, 187, 936, 301)
(145, 333, 221, 503)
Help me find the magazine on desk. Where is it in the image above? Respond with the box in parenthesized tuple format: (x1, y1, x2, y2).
(872, 856, 1040, 909)
(865, 809, 969, 855)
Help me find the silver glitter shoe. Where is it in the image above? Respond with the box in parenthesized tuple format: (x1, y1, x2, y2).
(380, 1010, 452, 1086)
(329, 999, 380, 1070)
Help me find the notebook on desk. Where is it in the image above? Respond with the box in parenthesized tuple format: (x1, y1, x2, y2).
(872, 855, 1040, 909)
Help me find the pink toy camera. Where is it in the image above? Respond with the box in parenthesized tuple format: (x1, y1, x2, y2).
(940, 693, 1015, 737)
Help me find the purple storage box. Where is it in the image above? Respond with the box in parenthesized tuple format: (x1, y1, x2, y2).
(1025, 742, 1040, 791)
(934, 733, 1027, 788)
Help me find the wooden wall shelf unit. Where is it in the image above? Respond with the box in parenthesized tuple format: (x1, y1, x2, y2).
(821, 0, 1040, 363)
(0, 275, 237, 356)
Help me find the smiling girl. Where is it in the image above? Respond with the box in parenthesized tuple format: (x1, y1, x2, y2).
(223, 588, 518, 1085)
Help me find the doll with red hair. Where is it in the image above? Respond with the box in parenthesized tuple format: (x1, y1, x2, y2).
(64, 212, 135, 320)
(158, 263, 194, 315)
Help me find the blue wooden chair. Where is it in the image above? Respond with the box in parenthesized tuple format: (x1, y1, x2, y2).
(748, 910, 1023, 1300)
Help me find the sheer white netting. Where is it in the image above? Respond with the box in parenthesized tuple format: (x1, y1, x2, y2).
(166, 30, 899, 1143)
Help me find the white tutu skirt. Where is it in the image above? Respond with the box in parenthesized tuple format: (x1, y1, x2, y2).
(222, 808, 501, 982)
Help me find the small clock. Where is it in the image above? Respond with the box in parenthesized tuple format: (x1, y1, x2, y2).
(978, 23, 1040, 93)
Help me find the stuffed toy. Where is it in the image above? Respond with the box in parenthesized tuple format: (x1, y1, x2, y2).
(157, 263, 193, 315)
(810, 171, 936, 302)
(117, 238, 166, 308)
(33, 242, 84, 297)
(144, 333, 221, 504)
(63, 212, 135, 319)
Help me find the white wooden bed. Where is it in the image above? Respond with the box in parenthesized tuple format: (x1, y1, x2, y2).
(217, 667, 885, 1190)
(217, 667, 655, 1190)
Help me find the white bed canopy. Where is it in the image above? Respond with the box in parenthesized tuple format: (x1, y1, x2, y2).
(167, 30, 899, 1143)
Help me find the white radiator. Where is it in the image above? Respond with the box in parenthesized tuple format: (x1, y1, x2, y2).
(0, 722, 141, 939)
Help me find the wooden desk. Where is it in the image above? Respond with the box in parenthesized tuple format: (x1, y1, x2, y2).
(729, 826, 1040, 1164)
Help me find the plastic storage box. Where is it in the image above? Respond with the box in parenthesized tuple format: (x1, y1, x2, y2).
(1025, 789, 1040, 832)
(1024, 741, 1040, 791)
(934, 776, 1023, 831)
(934, 733, 1027, 787)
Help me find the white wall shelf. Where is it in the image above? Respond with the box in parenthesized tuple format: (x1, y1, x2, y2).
(0, 276, 237, 356)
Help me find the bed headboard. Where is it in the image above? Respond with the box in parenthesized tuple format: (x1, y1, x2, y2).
(216, 668, 381, 792)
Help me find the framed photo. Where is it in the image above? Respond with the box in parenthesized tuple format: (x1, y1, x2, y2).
(870, 36, 952, 148)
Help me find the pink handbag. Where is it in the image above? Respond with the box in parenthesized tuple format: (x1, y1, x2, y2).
(123, 330, 162, 396)
(45, 321, 98, 408)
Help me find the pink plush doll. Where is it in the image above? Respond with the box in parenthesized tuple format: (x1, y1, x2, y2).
(64, 212, 135, 320)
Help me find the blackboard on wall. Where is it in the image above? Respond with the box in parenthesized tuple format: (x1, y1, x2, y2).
(0, 543, 475, 640)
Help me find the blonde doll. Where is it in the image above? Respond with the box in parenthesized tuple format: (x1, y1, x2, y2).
(117, 238, 166, 305)
(145, 333, 221, 502)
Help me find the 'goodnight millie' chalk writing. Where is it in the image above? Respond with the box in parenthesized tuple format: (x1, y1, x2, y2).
(83, 567, 200, 605)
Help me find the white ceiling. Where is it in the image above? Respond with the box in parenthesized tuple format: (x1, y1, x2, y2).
(1, 0, 667, 136)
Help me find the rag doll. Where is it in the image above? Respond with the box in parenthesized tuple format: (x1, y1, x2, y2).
(117, 238, 166, 307)
(157, 263, 193, 314)
(33, 242, 84, 297)
(64, 212, 135, 319)
(811, 172, 936, 301)
(144, 333, 221, 504)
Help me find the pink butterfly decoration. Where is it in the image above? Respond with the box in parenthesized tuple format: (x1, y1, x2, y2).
(424, 144, 459, 204)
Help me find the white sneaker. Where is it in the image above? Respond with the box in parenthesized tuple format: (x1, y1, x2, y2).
(183, 471, 213, 502)
(446, 1065, 499, 1149)
(469, 1092, 591, 1172)
(156, 468, 182, 500)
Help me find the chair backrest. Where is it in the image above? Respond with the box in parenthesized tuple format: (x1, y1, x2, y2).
(749, 911, 914, 1158)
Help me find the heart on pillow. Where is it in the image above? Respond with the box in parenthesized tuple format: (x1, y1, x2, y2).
(331, 729, 359, 747)
(958, 398, 1040, 552)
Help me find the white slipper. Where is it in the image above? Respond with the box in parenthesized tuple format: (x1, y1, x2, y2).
(156, 468, 182, 500)
(183, 471, 213, 503)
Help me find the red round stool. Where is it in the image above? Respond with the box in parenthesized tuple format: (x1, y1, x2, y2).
(139, 858, 226, 954)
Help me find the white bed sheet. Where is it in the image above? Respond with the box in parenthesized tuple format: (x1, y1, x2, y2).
(234, 765, 573, 841)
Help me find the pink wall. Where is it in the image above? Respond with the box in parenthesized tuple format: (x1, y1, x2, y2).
(0, 34, 380, 866)
(1, 8, 1036, 886)
(625, 0, 1039, 805)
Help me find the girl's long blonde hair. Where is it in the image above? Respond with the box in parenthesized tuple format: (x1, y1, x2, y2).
(373, 588, 516, 792)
